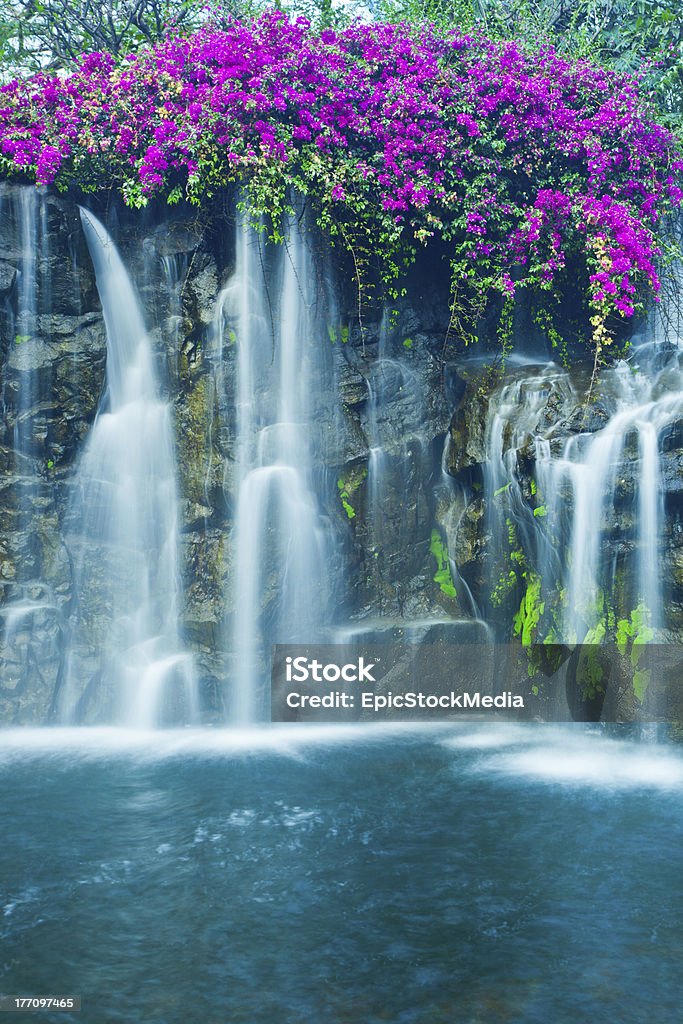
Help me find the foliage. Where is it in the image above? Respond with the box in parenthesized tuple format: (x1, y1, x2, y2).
(395, 1, 683, 136)
(574, 625, 607, 701)
(502, 1, 683, 137)
(0, 0, 194, 78)
(327, 323, 349, 343)
(0, 13, 681, 344)
(616, 600, 654, 700)
(429, 529, 457, 598)
(616, 600, 655, 652)
(0, 0, 274, 80)
(337, 466, 366, 519)
(567, 602, 655, 702)
(337, 482, 356, 519)
(376, 0, 475, 32)
(512, 571, 544, 647)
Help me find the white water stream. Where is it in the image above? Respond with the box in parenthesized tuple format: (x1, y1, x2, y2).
(484, 343, 683, 641)
(59, 209, 196, 725)
(216, 213, 335, 721)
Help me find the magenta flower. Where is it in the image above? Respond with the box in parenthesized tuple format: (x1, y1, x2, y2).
(0, 12, 678, 326)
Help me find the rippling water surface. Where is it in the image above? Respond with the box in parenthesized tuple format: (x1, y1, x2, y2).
(1, 725, 682, 1023)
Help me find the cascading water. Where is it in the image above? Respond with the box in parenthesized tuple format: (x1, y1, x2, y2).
(0, 188, 58, 693)
(14, 189, 40, 453)
(216, 212, 336, 721)
(361, 315, 439, 616)
(159, 249, 188, 379)
(339, 309, 494, 655)
(2, 184, 681, 724)
(436, 452, 490, 623)
(481, 342, 683, 643)
(58, 209, 196, 726)
(4, 183, 683, 1024)
(365, 362, 424, 555)
(549, 352, 683, 640)
(481, 364, 576, 623)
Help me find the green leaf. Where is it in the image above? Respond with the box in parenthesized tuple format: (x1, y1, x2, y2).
(513, 574, 544, 647)
(633, 668, 650, 702)
(430, 529, 457, 599)
(337, 468, 367, 520)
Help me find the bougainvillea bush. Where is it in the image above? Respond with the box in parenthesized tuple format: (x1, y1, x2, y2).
(1, 11, 681, 347)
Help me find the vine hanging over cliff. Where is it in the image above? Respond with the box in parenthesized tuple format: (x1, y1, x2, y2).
(1, 11, 681, 343)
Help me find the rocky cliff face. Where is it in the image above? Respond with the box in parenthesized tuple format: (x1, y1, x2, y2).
(443, 356, 683, 645)
(1, 183, 683, 724)
(0, 185, 456, 722)
(0, 188, 107, 721)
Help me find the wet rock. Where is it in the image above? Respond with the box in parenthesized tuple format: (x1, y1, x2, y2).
(447, 391, 489, 474)
(0, 261, 17, 295)
(338, 363, 367, 406)
(3, 182, 683, 723)
(151, 220, 205, 257)
(186, 256, 219, 326)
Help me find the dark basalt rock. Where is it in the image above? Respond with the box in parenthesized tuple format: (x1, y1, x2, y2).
(1, 182, 683, 722)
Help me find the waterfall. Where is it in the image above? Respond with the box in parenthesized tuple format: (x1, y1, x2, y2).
(216, 211, 336, 722)
(4, 184, 682, 727)
(4, 189, 41, 605)
(361, 316, 435, 617)
(15, 190, 39, 456)
(0, 188, 59, 696)
(482, 366, 571, 621)
(58, 209, 196, 726)
(559, 358, 681, 639)
(481, 344, 683, 643)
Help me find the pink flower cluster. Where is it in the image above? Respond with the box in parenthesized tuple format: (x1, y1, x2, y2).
(0, 12, 680, 319)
